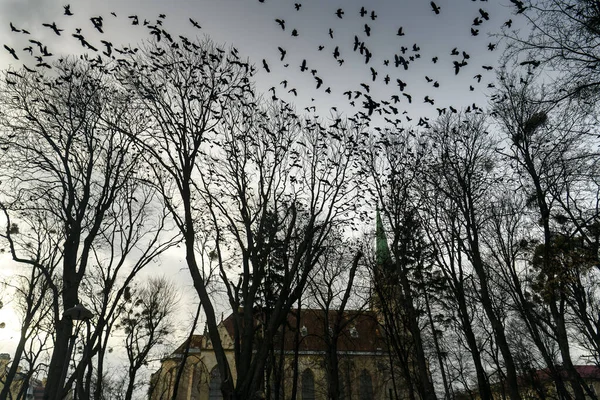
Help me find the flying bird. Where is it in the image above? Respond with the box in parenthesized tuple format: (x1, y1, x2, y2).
(90, 16, 103, 33)
(431, 1, 441, 14)
(262, 59, 270, 73)
(3, 44, 18, 59)
(275, 19, 285, 30)
(336, 8, 344, 18)
(278, 46, 286, 61)
(397, 27, 404, 36)
(189, 18, 201, 29)
(64, 4, 73, 15)
(42, 22, 63, 35)
(294, 3, 301, 10)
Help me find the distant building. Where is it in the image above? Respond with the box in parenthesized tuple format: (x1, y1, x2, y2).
(149, 309, 400, 400)
(0, 353, 45, 400)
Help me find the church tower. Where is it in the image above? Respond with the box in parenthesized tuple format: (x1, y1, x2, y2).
(371, 210, 395, 312)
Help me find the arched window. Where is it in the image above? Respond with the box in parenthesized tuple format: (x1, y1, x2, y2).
(359, 369, 373, 400)
(208, 367, 223, 400)
(301, 368, 315, 400)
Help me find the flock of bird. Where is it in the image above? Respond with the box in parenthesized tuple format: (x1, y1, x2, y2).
(2, 1, 532, 135)
(252, 0, 531, 130)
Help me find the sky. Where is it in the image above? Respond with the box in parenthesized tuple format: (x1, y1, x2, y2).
(0, 0, 525, 363)
(0, 0, 521, 123)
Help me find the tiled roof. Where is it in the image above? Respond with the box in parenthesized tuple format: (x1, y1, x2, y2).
(533, 365, 600, 381)
(172, 334, 205, 354)
(221, 308, 387, 353)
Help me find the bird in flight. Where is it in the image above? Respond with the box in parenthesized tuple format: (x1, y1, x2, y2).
(431, 1, 441, 14)
(3, 44, 18, 59)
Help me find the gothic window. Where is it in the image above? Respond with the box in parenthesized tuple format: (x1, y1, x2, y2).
(359, 369, 373, 400)
(301, 368, 315, 400)
(208, 367, 223, 400)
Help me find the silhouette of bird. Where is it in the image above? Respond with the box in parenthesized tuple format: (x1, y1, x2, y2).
(262, 59, 270, 73)
(3, 45, 18, 60)
(482, 65, 493, 70)
(488, 43, 496, 51)
(329, 28, 334, 38)
(424, 95, 434, 105)
(90, 16, 103, 33)
(64, 4, 73, 15)
(278, 47, 286, 61)
(451, 47, 459, 56)
(364, 24, 371, 36)
(397, 27, 404, 36)
(403, 93, 412, 103)
(10, 22, 20, 32)
(333, 46, 340, 59)
(396, 79, 407, 91)
(504, 19, 513, 28)
(336, 8, 344, 18)
(471, 28, 479, 36)
(370, 67, 377, 81)
(395, 54, 408, 70)
(453, 60, 468, 74)
(509, 0, 526, 13)
(189, 18, 201, 29)
(291, 29, 298, 37)
(294, 3, 301, 10)
(275, 19, 285, 30)
(100, 40, 113, 56)
(479, 8, 489, 20)
(370, 10, 377, 20)
(129, 15, 139, 25)
(432, 56, 438, 63)
(360, 7, 367, 17)
(315, 76, 323, 89)
(431, 1, 441, 14)
(300, 59, 307, 72)
(42, 22, 63, 35)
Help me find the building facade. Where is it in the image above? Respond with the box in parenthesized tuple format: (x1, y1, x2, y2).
(149, 309, 401, 400)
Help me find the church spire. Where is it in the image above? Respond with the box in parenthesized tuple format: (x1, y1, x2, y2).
(376, 209, 393, 270)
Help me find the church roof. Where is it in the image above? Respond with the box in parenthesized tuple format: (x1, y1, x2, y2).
(172, 309, 387, 355)
(222, 308, 387, 353)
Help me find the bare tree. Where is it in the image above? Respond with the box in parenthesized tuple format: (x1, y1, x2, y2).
(362, 127, 438, 400)
(118, 277, 179, 400)
(116, 34, 362, 399)
(501, 0, 600, 105)
(306, 233, 365, 400)
(492, 74, 600, 400)
(421, 112, 522, 400)
(0, 58, 173, 399)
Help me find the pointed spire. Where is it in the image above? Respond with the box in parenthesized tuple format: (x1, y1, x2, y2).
(376, 210, 393, 270)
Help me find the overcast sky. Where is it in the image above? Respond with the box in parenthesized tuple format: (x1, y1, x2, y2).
(0, 0, 521, 121)
(0, 0, 524, 356)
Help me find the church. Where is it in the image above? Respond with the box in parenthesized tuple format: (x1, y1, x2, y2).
(149, 213, 412, 400)
(149, 308, 399, 400)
